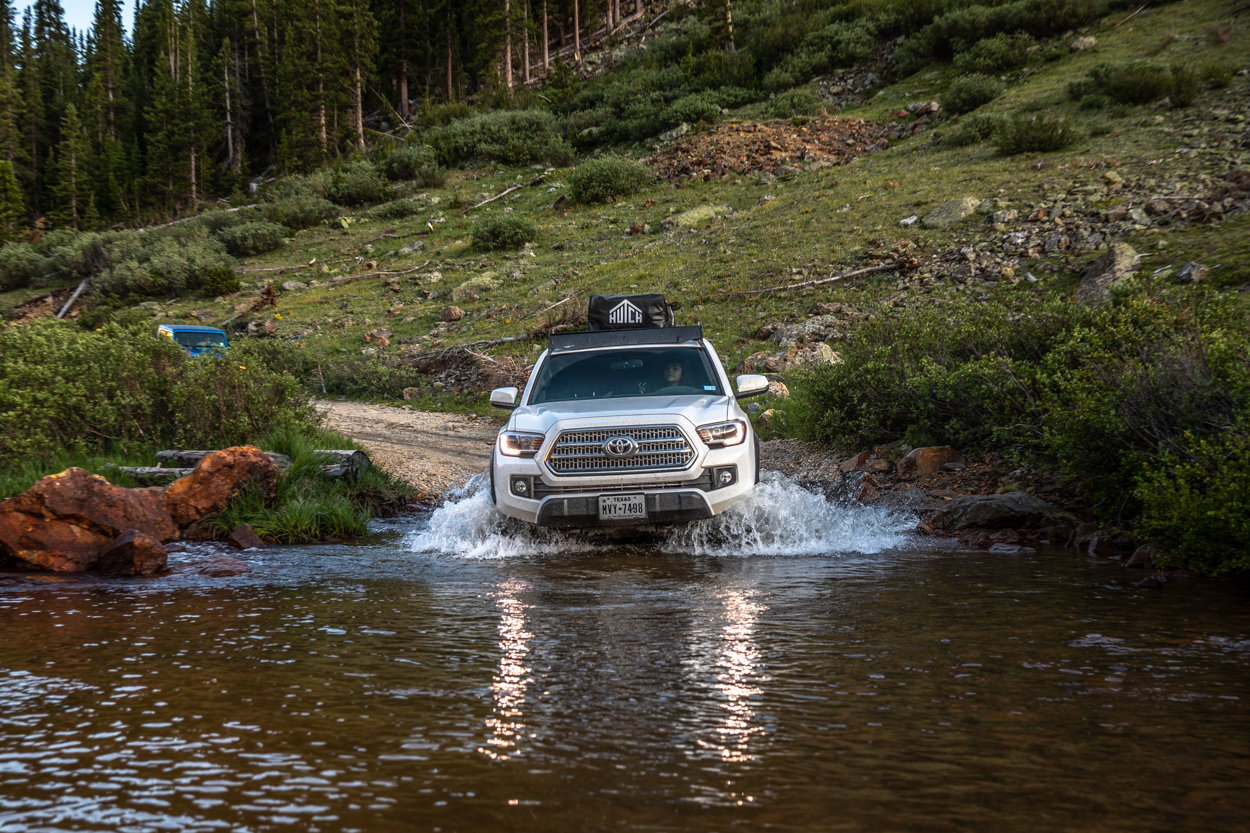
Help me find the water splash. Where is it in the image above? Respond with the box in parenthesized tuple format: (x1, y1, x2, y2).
(405, 471, 915, 558)
(404, 474, 601, 559)
(662, 472, 917, 557)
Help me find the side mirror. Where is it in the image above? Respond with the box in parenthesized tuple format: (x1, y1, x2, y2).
(734, 374, 769, 399)
(490, 386, 519, 410)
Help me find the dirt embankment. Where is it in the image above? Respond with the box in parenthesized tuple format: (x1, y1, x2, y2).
(315, 400, 496, 497)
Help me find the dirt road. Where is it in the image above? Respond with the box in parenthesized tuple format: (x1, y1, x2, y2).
(316, 400, 496, 497)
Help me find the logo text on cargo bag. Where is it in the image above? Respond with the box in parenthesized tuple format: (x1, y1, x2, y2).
(608, 299, 644, 326)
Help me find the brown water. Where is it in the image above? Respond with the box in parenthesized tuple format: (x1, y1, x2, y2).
(2, 485, 1250, 832)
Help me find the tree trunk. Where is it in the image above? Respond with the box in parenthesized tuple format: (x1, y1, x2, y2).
(523, 0, 530, 84)
(223, 60, 235, 171)
(446, 1, 454, 101)
(398, 3, 409, 118)
(573, 0, 579, 64)
(725, 0, 734, 51)
(316, 8, 326, 154)
(503, 0, 512, 92)
(250, 0, 277, 163)
(354, 65, 365, 151)
(542, 0, 549, 74)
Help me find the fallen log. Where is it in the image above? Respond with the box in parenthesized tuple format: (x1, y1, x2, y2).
(462, 177, 545, 214)
(736, 262, 900, 297)
(56, 279, 90, 320)
(156, 450, 293, 471)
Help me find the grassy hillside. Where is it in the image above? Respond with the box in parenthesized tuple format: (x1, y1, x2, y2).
(3, 0, 1249, 566)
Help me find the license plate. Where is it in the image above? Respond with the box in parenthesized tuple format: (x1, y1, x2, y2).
(598, 494, 647, 521)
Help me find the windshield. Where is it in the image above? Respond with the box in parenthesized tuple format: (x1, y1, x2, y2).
(528, 346, 721, 405)
(173, 331, 227, 348)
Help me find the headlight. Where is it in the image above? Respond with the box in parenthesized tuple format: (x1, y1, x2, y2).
(498, 431, 544, 457)
(697, 420, 747, 448)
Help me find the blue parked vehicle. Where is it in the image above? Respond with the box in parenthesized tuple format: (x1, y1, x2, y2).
(158, 324, 230, 356)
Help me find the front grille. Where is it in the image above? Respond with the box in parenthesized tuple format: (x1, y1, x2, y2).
(546, 425, 696, 475)
(532, 471, 714, 499)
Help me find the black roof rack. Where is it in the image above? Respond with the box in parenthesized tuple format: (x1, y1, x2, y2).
(548, 325, 704, 354)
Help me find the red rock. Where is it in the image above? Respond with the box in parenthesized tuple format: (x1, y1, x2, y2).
(227, 524, 266, 550)
(897, 446, 962, 480)
(855, 474, 881, 504)
(839, 451, 869, 473)
(440, 305, 464, 322)
(165, 447, 277, 528)
(97, 530, 167, 576)
(0, 468, 178, 572)
(183, 554, 252, 577)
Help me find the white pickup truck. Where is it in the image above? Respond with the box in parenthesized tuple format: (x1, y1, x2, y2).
(488, 325, 769, 530)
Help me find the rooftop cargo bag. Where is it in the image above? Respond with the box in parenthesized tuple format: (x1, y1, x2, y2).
(587, 294, 678, 331)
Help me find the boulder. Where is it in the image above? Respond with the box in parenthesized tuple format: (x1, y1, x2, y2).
(839, 450, 869, 473)
(1075, 242, 1140, 304)
(402, 386, 421, 400)
(440, 305, 464, 322)
(662, 204, 732, 230)
(164, 446, 278, 528)
(97, 530, 167, 576)
(227, 524, 266, 550)
(897, 446, 962, 480)
(0, 468, 178, 573)
(930, 492, 1063, 532)
(1124, 544, 1159, 570)
(742, 343, 841, 374)
(281, 281, 307, 291)
(767, 381, 790, 398)
(1175, 262, 1209, 284)
(922, 197, 981, 229)
(767, 315, 841, 346)
(1070, 36, 1097, 50)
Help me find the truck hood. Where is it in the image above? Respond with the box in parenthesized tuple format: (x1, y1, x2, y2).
(508, 395, 730, 435)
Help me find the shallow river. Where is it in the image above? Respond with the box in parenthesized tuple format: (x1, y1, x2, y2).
(2, 477, 1249, 832)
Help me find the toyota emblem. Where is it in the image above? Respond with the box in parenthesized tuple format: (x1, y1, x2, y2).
(602, 436, 639, 459)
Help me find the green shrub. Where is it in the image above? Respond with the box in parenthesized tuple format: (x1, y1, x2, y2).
(267, 169, 335, 201)
(566, 156, 655, 204)
(1168, 64, 1200, 107)
(945, 111, 1009, 145)
(472, 214, 539, 250)
(953, 32, 1036, 74)
(994, 114, 1081, 154)
(385, 143, 444, 186)
(1200, 62, 1234, 89)
(217, 221, 288, 256)
(763, 89, 826, 119)
(1095, 62, 1173, 105)
(666, 91, 725, 126)
(0, 320, 317, 464)
(193, 208, 256, 235)
(92, 225, 233, 298)
(419, 101, 473, 126)
(264, 193, 339, 230)
(329, 160, 383, 206)
(765, 18, 879, 89)
(374, 199, 423, 220)
(1136, 435, 1250, 575)
(201, 264, 241, 296)
(0, 243, 50, 290)
(429, 109, 573, 166)
(941, 74, 1005, 115)
(1067, 77, 1099, 101)
(315, 352, 416, 398)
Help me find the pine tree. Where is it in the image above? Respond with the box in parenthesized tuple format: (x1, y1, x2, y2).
(32, 0, 77, 213)
(50, 103, 91, 228)
(340, 0, 379, 152)
(81, 0, 129, 220)
(0, 158, 23, 241)
(0, 0, 24, 166)
(277, 0, 346, 169)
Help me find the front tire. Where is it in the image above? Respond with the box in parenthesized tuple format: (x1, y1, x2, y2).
(489, 449, 498, 505)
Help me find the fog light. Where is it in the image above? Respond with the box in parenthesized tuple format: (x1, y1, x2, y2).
(511, 476, 530, 497)
(718, 470, 734, 485)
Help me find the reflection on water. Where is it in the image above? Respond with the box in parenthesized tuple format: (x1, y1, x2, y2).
(480, 579, 532, 761)
(1, 516, 1249, 832)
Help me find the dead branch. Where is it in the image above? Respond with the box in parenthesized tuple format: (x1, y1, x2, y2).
(736, 262, 899, 297)
(462, 177, 545, 214)
(525, 296, 571, 320)
(1114, 4, 1146, 27)
(134, 204, 259, 232)
(55, 279, 90, 319)
(324, 260, 430, 287)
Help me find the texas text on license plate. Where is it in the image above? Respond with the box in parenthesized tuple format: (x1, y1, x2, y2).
(598, 494, 647, 521)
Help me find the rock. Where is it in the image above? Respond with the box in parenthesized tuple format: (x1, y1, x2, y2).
(767, 381, 790, 398)
(1037, 524, 1073, 544)
(1144, 198, 1170, 216)
(839, 451, 869, 473)
(184, 554, 252, 577)
(865, 457, 892, 473)
(402, 386, 421, 401)
(0, 468, 178, 573)
(1136, 575, 1163, 589)
(164, 447, 278, 528)
(1124, 544, 1159, 570)
(899, 215, 919, 227)
(905, 100, 941, 116)
(759, 409, 785, 427)
(767, 315, 841, 346)
(742, 343, 841, 374)
(663, 204, 732, 229)
(746, 402, 761, 413)
(855, 473, 881, 504)
(1175, 262, 1209, 284)
(897, 446, 962, 480)
(1103, 171, 1124, 191)
(183, 516, 220, 541)
(1075, 242, 1140, 304)
(988, 543, 1036, 554)
(97, 530, 167, 576)
(990, 528, 1021, 544)
(281, 281, 307, 291)
(1128, 207, 1150, 225)
(922, 197, 981, 229)
(930, 492, 1064, 532)
(992, 209, 1018, 225)
(227, 524, 266, 550)
(451, 274, 500, 302)
(942, 461, 967, 472)
(398, 240, 424, 255)
(1070, 36, 1097, 50)
(440, 305, 464, 322)
(659, 122, 690, 142)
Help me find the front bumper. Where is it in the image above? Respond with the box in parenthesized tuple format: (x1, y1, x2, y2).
(493, 439, 756, 528)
